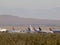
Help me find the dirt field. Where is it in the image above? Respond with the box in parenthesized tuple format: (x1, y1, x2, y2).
(0, 25, 60, 30)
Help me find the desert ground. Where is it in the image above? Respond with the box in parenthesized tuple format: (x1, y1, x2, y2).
(0, 25, 60, 30)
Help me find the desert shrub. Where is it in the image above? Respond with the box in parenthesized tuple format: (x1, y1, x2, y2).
(0, 33, 60, 45)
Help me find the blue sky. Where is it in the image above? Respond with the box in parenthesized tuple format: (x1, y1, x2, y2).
(0, 0, 60, 20)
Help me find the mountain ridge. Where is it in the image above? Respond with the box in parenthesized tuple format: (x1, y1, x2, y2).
(0, 15, 60, 26)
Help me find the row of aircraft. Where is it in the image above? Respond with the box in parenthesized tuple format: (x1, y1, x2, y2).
(7, 25, 60, 33)
(0, 25, 60, 33)
(26, 25, 54, 33)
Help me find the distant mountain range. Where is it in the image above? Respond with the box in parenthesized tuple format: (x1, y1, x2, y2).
(0, 15, 60, 26)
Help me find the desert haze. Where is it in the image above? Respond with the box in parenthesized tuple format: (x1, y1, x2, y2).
(0, 15, 60, 26)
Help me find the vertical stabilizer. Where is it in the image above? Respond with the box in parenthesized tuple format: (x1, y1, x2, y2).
(29, 25, 34, 31)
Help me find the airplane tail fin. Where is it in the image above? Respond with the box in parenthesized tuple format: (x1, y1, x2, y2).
(49, 28, 52, 31)
(39, 27, 42, 31)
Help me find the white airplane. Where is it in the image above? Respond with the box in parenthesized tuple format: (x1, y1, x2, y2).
(52, 29, 60, 33)
(41, 30, 53, 33)
(0, 28, 7, 32)
(8, 29, 27, 33)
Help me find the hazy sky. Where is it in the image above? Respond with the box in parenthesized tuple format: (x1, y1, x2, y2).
(0, 0, 60, 9)
(0, 0, 60, 20)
